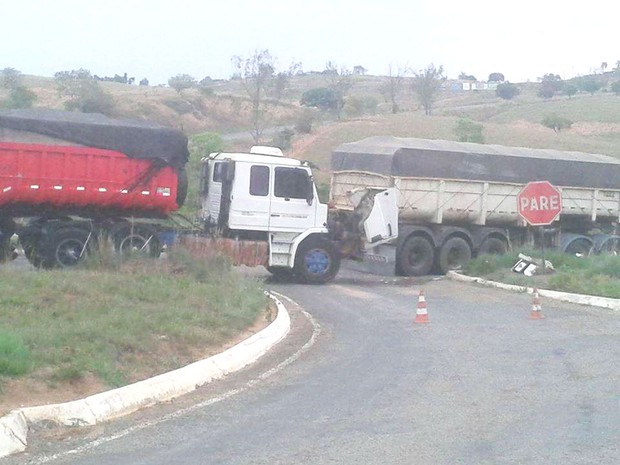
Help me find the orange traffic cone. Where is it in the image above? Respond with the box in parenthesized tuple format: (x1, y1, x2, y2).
(415, 289, 429, 324)
(529, 288, 545, 320)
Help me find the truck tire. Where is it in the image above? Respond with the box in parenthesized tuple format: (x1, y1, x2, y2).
(114, 225, 161, 259)
(294, 236, 340, 284)
(397, 236, 435, 276)
(438, 237, 471, 274)
(42, 227, 94, 269)
(478, 237, 507, 256)
(564, 238, 593, 257)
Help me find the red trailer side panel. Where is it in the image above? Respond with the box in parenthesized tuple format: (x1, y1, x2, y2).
(0, 142, 179, 215)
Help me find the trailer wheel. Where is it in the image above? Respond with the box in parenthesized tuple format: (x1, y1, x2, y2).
(397, 236, 435, 276)
(564, 238, 593, 257)
(43, 227, 94, 269)
(478, 237, 507, 256)
(438, 237, 471, 274)
(114, 225, 161, 259)
(294, 237, 340, 284)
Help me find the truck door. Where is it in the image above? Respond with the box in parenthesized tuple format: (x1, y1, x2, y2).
(227, 163, 271, 231)
(269, 166, 317, 232)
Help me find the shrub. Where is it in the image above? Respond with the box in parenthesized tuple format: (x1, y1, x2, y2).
(2, 86, 37, 109)
(496, 82, 520, 100)
(300, 87, 337, 111)
(454, 118, 484, 143)
(295, 111, 314, 134)
(541, 114, 573, 133)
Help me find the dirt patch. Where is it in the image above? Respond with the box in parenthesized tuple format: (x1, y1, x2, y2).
(571, 121, 620, 136)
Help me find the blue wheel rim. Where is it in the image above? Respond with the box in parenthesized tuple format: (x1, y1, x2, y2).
(305, 248, 330, 275)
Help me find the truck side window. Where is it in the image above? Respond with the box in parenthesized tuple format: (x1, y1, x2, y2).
(213, 162, 225, 182)
(250, 165, 270, 196)
(274, 167, 309, 199)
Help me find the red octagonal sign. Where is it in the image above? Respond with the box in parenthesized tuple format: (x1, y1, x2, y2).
(517, 181, 562, 226)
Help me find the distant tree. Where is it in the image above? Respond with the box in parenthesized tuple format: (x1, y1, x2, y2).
(454, 118, 484, 143)
(54, 69, 114, 115)
(323, 61, 353, 120)
(270, 128, 295, 151)
(231, 49, 276, 143)
(139, 78, 149, 86)
(611, 81, 620, 96)
(563, 84, 578, 99)
(3, 86, 37, 109)
(379, 64, 407, 113)
(541, 114, 572, 133)
(168, 74, 196, 93)
(412, 64, 445, 115)
(458, 72, 477, 81)
(294, 110, 315, 134)
(1, 68, 22, 89)
(0, 67, 37, 108)
(353, 65, 367, 75)
(601, 62, 608, 73)
(488, 72, 505, 82)
(300, 87, 338, 110)
(579, 79, 602, 95)
(537, 73, 564, 98)
(495, 82, 520, 100)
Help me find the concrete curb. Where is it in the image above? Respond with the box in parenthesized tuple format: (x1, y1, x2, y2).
(447, 271, 620, 311)
(0, 292, 291, 458)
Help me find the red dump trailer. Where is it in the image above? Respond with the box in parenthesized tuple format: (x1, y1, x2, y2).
(0, 109, 188, 267)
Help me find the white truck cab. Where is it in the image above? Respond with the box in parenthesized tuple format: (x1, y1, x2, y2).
(200, 146, 338, 283)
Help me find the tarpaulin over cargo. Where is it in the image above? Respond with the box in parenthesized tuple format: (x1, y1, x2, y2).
(0, 109, 189, 168)
(332, 136, 620, 189)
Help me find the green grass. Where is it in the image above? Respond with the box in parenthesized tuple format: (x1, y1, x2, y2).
(0, 331, 31, 377)
(0, 249, 266, 390)
(465, 249, 620, 299)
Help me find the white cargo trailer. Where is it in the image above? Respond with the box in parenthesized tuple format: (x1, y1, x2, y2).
(329, 137, 620, 275)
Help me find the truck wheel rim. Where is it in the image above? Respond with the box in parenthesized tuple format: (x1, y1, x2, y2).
(305, 248, 330, 275)
(56, 238, 85, 266)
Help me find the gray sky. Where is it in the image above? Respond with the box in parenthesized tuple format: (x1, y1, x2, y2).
(2, 0, 619, 85)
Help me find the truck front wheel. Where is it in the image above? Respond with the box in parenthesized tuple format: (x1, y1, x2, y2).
(294, 237, 340, 284)
(397, 236, 435, 276)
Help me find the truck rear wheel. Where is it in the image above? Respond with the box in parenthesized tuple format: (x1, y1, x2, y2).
(478, 237, 507, 256)
(397, 236, 434, 276)
(294, 237, 340, 284)
(438, 237, 471, 274)
(43, 227, 94, 269)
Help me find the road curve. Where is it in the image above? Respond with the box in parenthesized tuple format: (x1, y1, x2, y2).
(11, 269, 620, 465)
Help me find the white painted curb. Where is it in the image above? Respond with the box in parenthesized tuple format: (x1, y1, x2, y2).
(0, 292, 290, 458)
(447, 271, 620, 311)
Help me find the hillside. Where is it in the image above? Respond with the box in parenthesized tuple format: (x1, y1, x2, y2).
(2, 73, 620, 181)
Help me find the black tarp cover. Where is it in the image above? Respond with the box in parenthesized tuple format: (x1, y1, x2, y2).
(332, 136, 620, 189)
(0, 109, 189, 167)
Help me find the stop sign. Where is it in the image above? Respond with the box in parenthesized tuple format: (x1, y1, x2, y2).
(517, 181, 562, 226)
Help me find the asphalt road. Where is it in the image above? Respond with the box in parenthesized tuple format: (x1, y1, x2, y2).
(10, 268, 620, 465)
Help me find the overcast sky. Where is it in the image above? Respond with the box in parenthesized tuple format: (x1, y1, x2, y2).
(2, 0, 619, 85)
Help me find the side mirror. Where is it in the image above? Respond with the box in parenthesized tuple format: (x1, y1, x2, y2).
(306, 175, 314, 206)
(199, 162, 210, 195)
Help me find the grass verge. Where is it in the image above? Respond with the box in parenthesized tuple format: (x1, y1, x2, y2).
(0, 248, 267, 393)
(464, 249, 620, 298)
